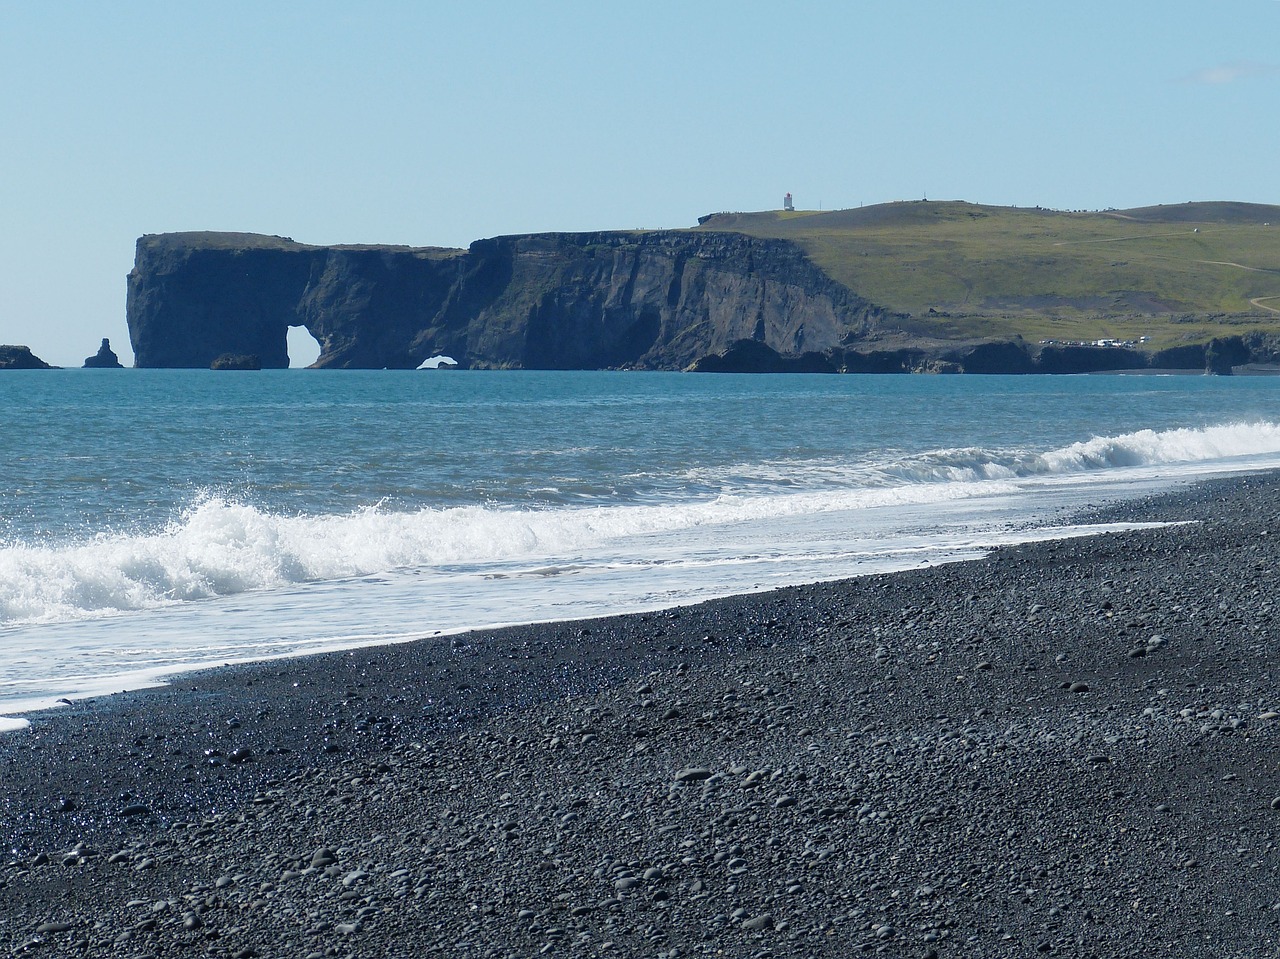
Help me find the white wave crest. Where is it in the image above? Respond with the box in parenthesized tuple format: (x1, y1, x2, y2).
(1037, 421, 1280, 472)
(2, 421, 1278, 626)
(0, 482, 1007, 625)
(692, 421, 1280, 491)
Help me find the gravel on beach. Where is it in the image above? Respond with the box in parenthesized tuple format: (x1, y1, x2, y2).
(4, 473, 1280, 958)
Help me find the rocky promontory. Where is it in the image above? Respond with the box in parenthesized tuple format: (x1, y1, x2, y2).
(125, 204, 1280, 373)
(126, 231, 887, 371)
(0, 345, 53, 370)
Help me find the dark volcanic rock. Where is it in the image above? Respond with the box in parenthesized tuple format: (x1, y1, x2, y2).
(125, 230, 1278, 375)
(210, 352, 262, 370)
(0, 344, 52, 369)
(836, 346, 929, 373)
(944, 339, 1037, 374)
(1149, 342, 1208, 370)
(688, 339, 837, 373)
(82, 338, 124, 369)
(1034, 343, 1146, 373)
(1204, 335, 1251, 375)
(126, 231, 889, 371)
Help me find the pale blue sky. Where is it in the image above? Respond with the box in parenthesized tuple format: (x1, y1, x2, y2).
(1, 0, 1276, 366)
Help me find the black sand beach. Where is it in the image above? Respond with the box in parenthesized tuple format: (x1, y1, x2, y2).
(4, 473, 1280, 958)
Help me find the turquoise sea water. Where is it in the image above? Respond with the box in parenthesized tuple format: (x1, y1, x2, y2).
(2, 369, 1279, 725)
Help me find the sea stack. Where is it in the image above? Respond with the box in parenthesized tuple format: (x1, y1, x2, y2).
(82, 338, 124, 369)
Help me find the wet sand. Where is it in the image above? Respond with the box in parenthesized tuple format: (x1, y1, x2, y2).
(3, 472, 1280, 957)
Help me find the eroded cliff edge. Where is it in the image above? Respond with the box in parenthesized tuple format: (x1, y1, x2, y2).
(127, 231, 888, 370)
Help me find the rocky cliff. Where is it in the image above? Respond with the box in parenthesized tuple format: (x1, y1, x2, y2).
(689, 334, 1274, 375)
(126, 231, 889, 370)
(127, 229, 1280, 374)
(0, 345, 53, 370)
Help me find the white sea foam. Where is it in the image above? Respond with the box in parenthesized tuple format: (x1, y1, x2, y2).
(1036, 421, 1280, 472)
(0, 483, 1009, 625)
(1, 421, 1277, 628)
(682, 421, 1280, 492)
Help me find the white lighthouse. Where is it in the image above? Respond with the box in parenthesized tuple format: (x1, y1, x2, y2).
(783, 192, 794, 212)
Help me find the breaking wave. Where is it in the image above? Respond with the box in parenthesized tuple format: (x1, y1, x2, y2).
(2, 421, 1277, 626)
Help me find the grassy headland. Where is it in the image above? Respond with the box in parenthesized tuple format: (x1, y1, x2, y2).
(696, 200, 1280, 350)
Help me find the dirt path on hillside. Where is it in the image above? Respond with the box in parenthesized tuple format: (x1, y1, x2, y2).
(1048, 236, 1280, 312)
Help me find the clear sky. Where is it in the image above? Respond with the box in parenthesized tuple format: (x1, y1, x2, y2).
(1, 0, 1277, 367)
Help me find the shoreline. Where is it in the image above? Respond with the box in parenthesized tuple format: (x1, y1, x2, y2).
(0, 513, 1180, 728)
(3, 472, 1280, 956)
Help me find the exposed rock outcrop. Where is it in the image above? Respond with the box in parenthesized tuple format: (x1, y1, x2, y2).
(0, 345, 53, 370)
(689, 335, 1260, 375)
(126, 230, 1276, 374)
(686, 340, 836, 373)
(83, 338, 124, 369)
(210, 352, 262, 370)
(126, 232, 888, 370)
(1203, 336, 1251, 375)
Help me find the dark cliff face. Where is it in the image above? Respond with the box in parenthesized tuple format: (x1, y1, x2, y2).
(126, 231, 1272, 374)
(126, 231, 886, 370)
(127, 234, 464, 370)
(464, 231, 880, 370)
(128, 237, 315, 368)
(0, 345, 53, 370)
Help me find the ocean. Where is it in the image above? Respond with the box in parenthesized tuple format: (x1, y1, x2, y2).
(3, 369, 1279, 730)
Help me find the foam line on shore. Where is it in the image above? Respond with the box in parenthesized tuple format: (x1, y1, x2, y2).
(0, 519, 1178, 730)
(3, 419, 1278, 628)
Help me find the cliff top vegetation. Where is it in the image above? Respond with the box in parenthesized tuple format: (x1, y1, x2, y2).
(696, 200, 1280, 349)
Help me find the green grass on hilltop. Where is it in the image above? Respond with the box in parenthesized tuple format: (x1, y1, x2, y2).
(695, 200, 1280, 348)
(144, 232, 465, 259)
